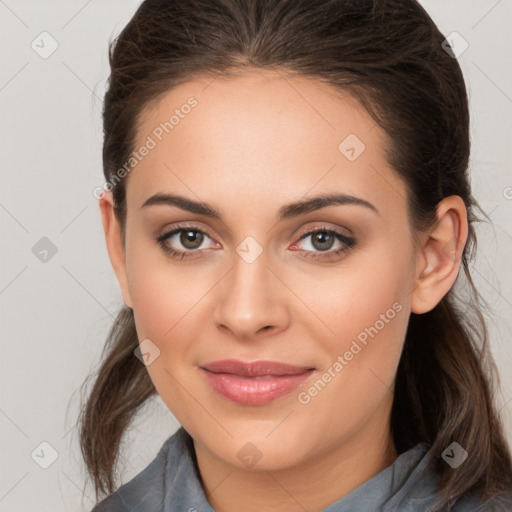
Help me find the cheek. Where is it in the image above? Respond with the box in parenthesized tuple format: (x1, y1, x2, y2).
(295, 239, 412, 343)
(296, 243, 412, 402)
(293, 271, 409, 444)
(315, 285, 407, 395)
(126, 235, 204, 337)
(126, 249, 216, 386)
(126, 257, 207, 416)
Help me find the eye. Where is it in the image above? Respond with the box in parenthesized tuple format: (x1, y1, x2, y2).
(290, 226, 356, 262)
(156, 224, 356, 262)
(156, 224, 218, 260)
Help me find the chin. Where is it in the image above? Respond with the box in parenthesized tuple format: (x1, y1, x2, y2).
(203, 425, 312, 471)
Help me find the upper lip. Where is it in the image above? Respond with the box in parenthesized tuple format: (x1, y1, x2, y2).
(200, 359, 315, 377)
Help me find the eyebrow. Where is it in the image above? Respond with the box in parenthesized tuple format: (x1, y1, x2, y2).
(141, 192, 379, 221)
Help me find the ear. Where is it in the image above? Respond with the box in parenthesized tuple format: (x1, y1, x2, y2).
(99, 191, 133, 308)
(410, 195, 468, 314)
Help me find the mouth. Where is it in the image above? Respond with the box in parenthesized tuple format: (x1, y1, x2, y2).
(199, 359, 316, 405)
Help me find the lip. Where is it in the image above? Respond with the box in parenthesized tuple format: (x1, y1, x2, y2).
(199, 359, 316, 405)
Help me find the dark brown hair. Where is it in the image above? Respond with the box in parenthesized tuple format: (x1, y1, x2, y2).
(79, 0, 512, 509)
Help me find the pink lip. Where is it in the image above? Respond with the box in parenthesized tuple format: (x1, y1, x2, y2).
(199, 359, 315, 405)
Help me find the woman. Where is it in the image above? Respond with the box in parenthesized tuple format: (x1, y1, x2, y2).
(79, 0, 512, 510)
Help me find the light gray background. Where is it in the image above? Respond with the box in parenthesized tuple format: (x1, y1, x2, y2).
(1, 1, 511, 510)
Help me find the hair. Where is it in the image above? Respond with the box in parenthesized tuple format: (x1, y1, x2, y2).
(79, 0, 512, 509)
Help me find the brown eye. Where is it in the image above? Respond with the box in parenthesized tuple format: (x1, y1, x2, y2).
(309, 231, 336, 251)
(293, 227, 357, 262)
(179, 229, 205, 250)
(156, 224, 356, 262)
(156, 224, 217, 260)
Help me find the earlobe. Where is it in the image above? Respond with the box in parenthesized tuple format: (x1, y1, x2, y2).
(410, 196, 468, 314)
(98, 192, 133, 308)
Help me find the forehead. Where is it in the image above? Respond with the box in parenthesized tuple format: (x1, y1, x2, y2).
(127, 69, 408, 221)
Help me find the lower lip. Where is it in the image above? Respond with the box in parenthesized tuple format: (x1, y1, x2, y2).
(199, 367, 315, 405)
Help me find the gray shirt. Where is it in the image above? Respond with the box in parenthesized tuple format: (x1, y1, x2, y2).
(91, 426, 510, 511)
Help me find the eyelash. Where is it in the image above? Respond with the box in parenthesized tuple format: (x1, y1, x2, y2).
(156, 224, 357, 262)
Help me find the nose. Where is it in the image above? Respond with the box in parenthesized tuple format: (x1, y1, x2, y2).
(212, 248, 290, 341)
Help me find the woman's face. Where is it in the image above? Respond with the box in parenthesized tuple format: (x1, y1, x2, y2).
(111, 69, 420, 470)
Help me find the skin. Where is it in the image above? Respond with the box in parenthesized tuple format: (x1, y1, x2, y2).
(99, 68, 468, 512)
